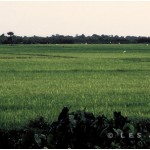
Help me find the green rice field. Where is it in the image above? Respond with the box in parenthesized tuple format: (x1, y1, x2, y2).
(0, 44, 150, 129)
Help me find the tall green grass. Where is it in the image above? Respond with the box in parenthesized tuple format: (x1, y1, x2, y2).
(0, 44, 150, 129)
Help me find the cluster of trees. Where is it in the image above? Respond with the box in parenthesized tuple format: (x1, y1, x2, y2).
(0, 32, 150, 44)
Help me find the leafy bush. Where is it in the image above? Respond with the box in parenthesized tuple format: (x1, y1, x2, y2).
(1, 106, 150, 148)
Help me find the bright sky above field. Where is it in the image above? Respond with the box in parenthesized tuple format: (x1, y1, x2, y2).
(0, 1, 150, 37)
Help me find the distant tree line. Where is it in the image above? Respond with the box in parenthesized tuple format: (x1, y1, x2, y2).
(0, 32, 150, 44)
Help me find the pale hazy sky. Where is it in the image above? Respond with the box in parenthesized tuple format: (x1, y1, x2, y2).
(0, 1, 150, 37)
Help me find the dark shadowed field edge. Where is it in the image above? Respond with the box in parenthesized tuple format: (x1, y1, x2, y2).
(1, 107, 150, 149)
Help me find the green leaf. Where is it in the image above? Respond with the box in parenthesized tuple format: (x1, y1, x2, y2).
(123, 123, 136, 134)
(34, 134, 41, 146)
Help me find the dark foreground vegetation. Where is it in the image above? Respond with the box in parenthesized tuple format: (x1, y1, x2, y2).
(1, 107, 150, 149)
(1, 32, 150, 44)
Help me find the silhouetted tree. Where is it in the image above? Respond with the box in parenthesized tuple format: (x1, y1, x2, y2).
(7, 32, 14, 45)
(0, 32, 150, 44)
(0, 34, 7, 44)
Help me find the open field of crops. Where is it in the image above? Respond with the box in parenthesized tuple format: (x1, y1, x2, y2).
(0, 44, 150, 129)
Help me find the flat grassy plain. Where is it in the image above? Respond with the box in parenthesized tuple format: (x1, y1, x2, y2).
(0, 44, 150, 129)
